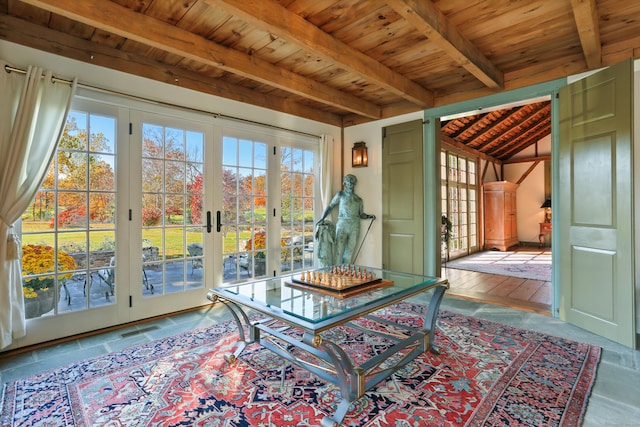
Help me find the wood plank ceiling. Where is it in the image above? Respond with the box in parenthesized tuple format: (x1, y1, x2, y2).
(1, 0, 639, 136)
(442, 101, 552, 163)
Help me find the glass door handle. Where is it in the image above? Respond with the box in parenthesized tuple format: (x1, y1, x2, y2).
(206, 211, 212, 233)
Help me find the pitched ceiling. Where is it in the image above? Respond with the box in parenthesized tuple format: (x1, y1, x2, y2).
(442, 100, 552, 162)
(1, 0, 639, 129)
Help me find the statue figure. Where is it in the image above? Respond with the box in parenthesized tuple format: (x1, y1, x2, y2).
(316, 174, 375, 265)
(314, 220, 335, 268)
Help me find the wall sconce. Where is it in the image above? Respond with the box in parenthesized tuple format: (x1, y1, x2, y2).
(352, 141, 368, 167)
(540, 199, 552, 223)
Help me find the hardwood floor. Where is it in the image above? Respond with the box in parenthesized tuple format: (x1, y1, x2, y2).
(443, 251, 552, 316)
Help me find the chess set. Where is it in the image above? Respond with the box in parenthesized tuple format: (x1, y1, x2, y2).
(287, 264, 393, 297)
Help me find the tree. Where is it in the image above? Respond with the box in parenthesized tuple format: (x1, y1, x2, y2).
(220, 168, 239, 242)
(304, 174, 314, 210)
(252, 174, 267, 208)
(188, 173, 203, 225)
(26, 115, 115, 227)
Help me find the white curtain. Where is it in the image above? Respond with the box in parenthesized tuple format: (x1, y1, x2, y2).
(0, 61, 77, 349)
(319, 134, 334, 208)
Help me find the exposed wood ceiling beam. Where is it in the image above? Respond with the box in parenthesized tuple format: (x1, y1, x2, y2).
(387, 0, 504, 89)
(441, 134, 500, 165)
(206, 0, 434, 108)
(434, 53, 585, 108)
(342, 100, 426, 127)
(462, 108, 533, 149)
(489, 105, 551, 158)
(470, 104, 549, 153)
(481, 161, 490, 181)
(0, 13, 343, 127)
(19, 0, 382, 119)
(503, 155, 551, 165)
(493, 119, 550, 159)
(515, 161, 540, 185)
(570, 0, 602, 69)
(602, 34, 640, 64)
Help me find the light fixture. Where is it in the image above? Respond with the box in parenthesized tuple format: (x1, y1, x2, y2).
(352, 141, 368, 167)
(540, 199, 552, 223)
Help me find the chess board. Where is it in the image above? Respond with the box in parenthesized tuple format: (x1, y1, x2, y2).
(287, 268, 393, 298)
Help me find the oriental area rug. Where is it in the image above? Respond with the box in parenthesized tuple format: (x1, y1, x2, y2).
(446, 249, 552, 282)
(1, 303, 599, 427)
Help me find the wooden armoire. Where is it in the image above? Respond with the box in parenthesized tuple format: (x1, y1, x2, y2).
(484, 181, 519, 251)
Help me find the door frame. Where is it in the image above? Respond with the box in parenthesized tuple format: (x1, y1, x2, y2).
(423, 78, 566, 316)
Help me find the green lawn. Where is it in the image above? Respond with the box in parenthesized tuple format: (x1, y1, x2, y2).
(21, 212, 314, 258)
(22, 220, 246, 256)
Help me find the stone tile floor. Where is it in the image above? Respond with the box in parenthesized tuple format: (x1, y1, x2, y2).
(1, 295, 639, 426)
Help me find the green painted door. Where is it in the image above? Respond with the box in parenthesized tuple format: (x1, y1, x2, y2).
(558, 59, 636, 348)
(382, 120, 423, 274)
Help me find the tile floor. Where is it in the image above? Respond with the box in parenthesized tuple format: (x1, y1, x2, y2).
(1, 294, 639, 426)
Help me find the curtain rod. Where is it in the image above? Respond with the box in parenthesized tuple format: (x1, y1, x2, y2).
(4, 64, 321, 139)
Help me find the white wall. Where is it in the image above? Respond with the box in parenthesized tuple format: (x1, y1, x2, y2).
(503, 134, 551, 245)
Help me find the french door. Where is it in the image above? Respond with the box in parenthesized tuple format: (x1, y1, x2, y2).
(441, 150, 479, 260)
(279, 146, 316, 274)
(221, 134, 270, 281)
(18, 104, 218, 345)
(17, 100, 317, 349)
(18, 100, 130, 346)
(129, 111, 215, 319)
(220, 130, 318, 284)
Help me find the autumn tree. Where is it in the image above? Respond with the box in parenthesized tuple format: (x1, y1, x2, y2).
(36, 115, 116, 227)
(188, 173, 203, 225)
(141, 125, 192, 225)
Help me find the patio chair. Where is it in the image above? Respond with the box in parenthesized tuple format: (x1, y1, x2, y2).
(187, 242, 203, 276)
(141, 254, 154, 294)
(87, 256, 115, 301)
(239, 254, 250, 272)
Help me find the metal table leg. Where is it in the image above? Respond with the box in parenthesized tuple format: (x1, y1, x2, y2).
(207, 291, 254, 362)
(206, 283, 449, 426)
(422, 285, 447, 354)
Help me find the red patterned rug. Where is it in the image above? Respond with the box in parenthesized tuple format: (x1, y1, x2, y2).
(2, 303, 599, 426)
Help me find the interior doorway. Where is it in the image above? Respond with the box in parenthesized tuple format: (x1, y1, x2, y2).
(437, 97, 553, 314)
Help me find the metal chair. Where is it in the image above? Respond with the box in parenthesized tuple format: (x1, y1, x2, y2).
(187, 242, 203, 276)
(87, 256, 115, 301)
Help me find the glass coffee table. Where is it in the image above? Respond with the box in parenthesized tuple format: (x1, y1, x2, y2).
(207, 266, 448, 426)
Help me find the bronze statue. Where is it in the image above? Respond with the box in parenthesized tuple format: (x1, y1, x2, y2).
(316, 174, 375, 265)
(314, 221, 335, 268)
